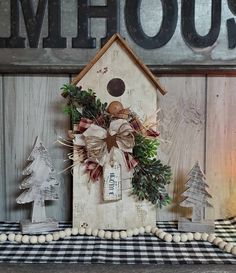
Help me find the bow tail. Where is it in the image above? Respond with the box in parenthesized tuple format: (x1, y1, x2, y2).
(85, 160, 103, 182)
(124, 152, 138, 171)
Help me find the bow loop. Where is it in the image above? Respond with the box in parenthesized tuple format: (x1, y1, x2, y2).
(85, 136, 107, 160)
(116, 122, 135, 153)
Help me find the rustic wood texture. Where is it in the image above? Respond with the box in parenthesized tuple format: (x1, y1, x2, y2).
(0, 74, 235, 221)
(72, 34, 166, 95)
(73, 39, 159, 229)
(2, 75, 71, 221)
(178, 161, 215, 233)
(16, 137, 60, 226)
(156, 76, 206, 221)
(20, 219, 58, 234)
(0, 75, 6, 219)
(206, 76, 236, 219)
(178, 218, 215, 233)
(1, 0, 236, 72)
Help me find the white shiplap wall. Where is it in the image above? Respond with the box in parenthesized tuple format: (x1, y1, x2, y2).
(0, 74, 235, 221)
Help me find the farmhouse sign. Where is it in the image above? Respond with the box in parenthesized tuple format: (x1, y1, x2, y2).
(0, 0, 236, 73)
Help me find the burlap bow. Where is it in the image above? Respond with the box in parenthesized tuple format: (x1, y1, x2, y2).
(75, 119, 135, 166)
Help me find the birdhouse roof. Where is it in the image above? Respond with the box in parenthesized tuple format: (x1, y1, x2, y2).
(72, 33, 166, 95)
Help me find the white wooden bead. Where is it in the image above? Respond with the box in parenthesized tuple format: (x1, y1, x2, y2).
(65, 228, 72, 237)
(38, 235, 46, 244)
(30, 236, 38, 244)
(59, 230, 66, 238)
(133, 228, 139, 236)
(213, 237, 223, 246)
(104, 231, 112, 239)
(78, 227, 86, 235)
(85, 228, 92, 236)
(71, 227, 79, 236)
(218, 241, 227, 250)
(139, 227, 145, 234)
(231, 246, 236, 255)
(21, 235, 29, 244)
(173, 234, 181, 243)
(225, 243, 234, 253)
(145, 225, 152, 233)
(164, 234, 172, 243)
(201, 233, 209, 241)
(46, 234, 53, 242)
(158, 232, 166, 240)
(0, 234, 7, 242)
(98, 230, 105, 239)
(15, 234, 22, 242)
(53, 232, 60, 241)
(186, 233, 194, 241)
(180, 234, 188, 242)
(91, 229, 99, 237)
(207, 234, 216, 243)
(112, 231, 120, 240)
(120, 231, 127, 239)
(8, 233, 15, 242)
(194, 232, 202, 240)
(126, 229, 133, 237)
(151, 227, 158, 234)
(155, 229, 163, 237)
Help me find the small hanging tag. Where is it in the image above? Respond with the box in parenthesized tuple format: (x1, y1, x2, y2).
(103, 161, 122, 201)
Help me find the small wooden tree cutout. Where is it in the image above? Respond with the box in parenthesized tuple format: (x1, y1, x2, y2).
(17, 137, 59, 233)
(178, 161, 215, 233)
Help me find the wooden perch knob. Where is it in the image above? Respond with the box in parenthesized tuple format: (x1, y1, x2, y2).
(107, 101, 124, 115)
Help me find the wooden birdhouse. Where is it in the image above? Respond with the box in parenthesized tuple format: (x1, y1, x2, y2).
(72, 33, 166, 230)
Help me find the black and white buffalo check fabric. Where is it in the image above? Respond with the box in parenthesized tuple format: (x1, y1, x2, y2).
(0, 218, 235, 264)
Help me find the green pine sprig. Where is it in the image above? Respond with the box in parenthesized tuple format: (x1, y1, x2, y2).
(132, 134, 172, 207)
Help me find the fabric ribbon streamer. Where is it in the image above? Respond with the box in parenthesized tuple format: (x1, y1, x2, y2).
(85, 160, 103, 182)
(130, 116, 160, 137)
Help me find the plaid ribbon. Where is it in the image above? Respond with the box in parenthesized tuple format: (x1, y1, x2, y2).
(147, 128, 160, 137)
(85, 160, 103, 182)
(74, 116, 107, 134)
(131, 117, 160, 137)
(130, 117, 146, 135)
(74, 118, 93, 134)
(124, 152, 138, 171)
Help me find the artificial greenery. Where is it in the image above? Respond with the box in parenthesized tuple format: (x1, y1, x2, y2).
(61, 84, 172, 207)
(132, 134, 172, 207)
(133, 134, 159, 164)
(61, 84, 108, 123)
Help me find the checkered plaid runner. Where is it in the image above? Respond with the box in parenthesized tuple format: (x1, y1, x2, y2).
(0, 218, 235, 264)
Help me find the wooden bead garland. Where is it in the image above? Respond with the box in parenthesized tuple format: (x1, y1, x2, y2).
(0, 225, 235, 256)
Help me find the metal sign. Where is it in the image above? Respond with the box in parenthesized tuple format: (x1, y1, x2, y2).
(0, 0, 236, 73)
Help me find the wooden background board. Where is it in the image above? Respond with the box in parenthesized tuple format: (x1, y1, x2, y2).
(156, 76, 206, 220)
(0, 75, 6, 220)
(0, 74, 235, 221)
(206, 76, 236, 219)
(1, 75, 71, 221)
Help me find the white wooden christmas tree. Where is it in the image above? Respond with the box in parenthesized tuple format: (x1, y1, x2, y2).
(17, 137, 59, 233)
(178, 161, 215, 233)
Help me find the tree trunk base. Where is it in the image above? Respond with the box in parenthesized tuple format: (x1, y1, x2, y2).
(20, 218, 58, 234)
(178, 217, 215, 233)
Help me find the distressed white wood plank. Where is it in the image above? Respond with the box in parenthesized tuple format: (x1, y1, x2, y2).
(0, 75, 6, 220)
(157, 76, 206, 221)
(4, 75, 70, 221)
(73, 40, 158, 229)
(206, 76, 236, 219)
